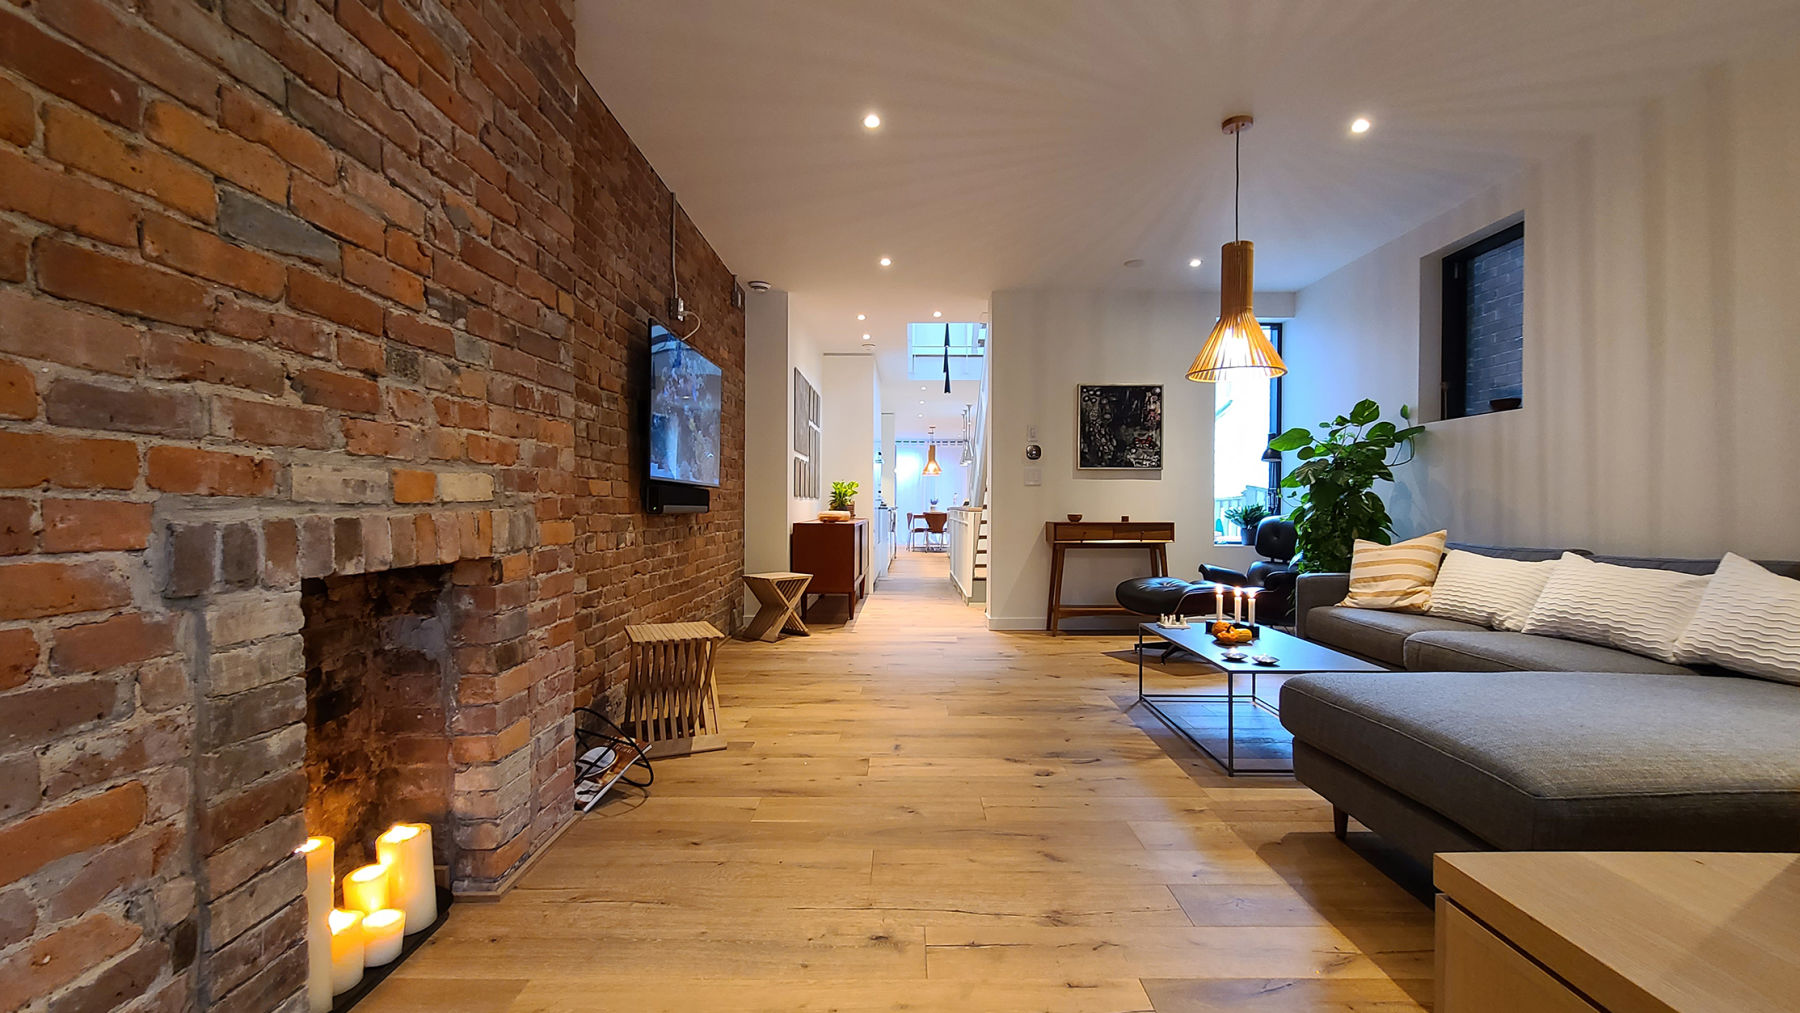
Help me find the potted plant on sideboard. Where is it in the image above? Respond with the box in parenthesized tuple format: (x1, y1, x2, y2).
(820, 480, 860, 522)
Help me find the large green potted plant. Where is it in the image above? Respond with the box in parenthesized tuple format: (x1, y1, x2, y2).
(1268, 399, 1423, 573)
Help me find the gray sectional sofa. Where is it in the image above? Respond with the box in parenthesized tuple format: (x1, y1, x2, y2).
(1277, 545, 1800, 866)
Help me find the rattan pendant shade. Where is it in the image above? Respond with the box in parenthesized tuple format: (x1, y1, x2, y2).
(1187, 115, 1287, 383)
(1186, 239, 1285, 381)
(922, 428, 943, 476)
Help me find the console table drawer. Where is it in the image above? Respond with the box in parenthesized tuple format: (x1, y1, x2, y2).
(1438, 897, 1598, 1013)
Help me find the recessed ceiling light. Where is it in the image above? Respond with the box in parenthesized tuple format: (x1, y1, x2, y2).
(863, 112, 881, 130)
(862, 333, 871, 340)
(916, 413, 923, 418)
(878, 256, 892, 268)
(932, 310, 942, 318)
(1188, 258, 1203, 268)
(856, 313, 866, 321)
(1350, 117, 1372, 134)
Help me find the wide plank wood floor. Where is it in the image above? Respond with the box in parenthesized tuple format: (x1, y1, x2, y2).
(365, 552, 1434, 1012)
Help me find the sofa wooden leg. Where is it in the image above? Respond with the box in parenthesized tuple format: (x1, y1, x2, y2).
(1332, 806, 1348, 841)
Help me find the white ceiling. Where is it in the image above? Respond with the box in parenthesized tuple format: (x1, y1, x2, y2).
(576, 0, 1800, 432)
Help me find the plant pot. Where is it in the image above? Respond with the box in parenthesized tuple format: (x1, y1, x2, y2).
(1240, 528, 1256, 545)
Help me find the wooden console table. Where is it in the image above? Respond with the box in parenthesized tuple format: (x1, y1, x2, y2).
(1043, 520, 1173, 634)
(1435, 851, 1800, 1013)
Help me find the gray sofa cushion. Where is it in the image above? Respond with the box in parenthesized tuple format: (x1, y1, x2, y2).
(1280, 671, 1800, 852)
(1449, 542, 1585, 562)
(1304, 606, 1483, 666)
(1402, 631, 1696, 674)
(1589, 555, 1800, 580)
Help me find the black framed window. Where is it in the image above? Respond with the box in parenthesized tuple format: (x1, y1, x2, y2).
(1212, 323, 1283, 544)
(1441, 223, 1524, 419)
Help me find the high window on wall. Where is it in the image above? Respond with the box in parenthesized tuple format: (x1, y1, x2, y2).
(1441, 222, 1524, 419)
(906, 322, 986, 381)
(1213, 323, 1282, 544)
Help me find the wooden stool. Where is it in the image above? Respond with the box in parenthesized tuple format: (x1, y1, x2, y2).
(624, 622, 727, 758)
(742, 571, 811, 642)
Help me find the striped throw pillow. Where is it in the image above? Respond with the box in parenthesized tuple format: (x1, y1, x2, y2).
(1340, 530, 1449, 612)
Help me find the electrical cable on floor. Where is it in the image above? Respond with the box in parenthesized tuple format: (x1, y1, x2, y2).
(572, 707, 653, 811)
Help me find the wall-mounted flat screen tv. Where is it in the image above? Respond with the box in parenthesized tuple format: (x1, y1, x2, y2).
(647, 322, 722, 488)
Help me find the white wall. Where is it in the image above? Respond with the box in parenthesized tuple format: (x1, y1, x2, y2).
(985, 289, 1297, 630)
(1284, 39, 1800, 560)
(743, 289, 827, 612)
(821, 352, 880, 591)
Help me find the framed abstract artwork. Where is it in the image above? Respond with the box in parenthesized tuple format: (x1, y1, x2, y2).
(1076, 384, 1163, 469)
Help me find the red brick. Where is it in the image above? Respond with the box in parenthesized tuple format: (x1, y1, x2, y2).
(145, 331, 285, 396)
(344, 245, 426, 308)
(145, 98, 289, 203)
(209, 297, 333, 360)
(343, 418, 420, 459)
(344, 162, 426, 232)
(385, 228, 431, 275)
(142, 0, 285, 101)
(43, 377, 207, 438)
(338, 0, 420, 84)
(36, 237, 212, 329)
(50, 612, 174, 675)
(0, 911, 142, 1012)
(290, 175, 385, 250)
(41, 499, 153, 554)
(218, 397, 332, 449)
(0, 147, 139, 247)
(288, 269, 383, 334)
(222, 0, 339, 96)
(221, 86, 336, 182)
(335, 333, 385, 375)
(0, 289, 143, 376)
(0, 431, 138, 490)
(262, 518, 298, 587)
(383, 0, 454, 81)
(42, 105, 216, 222)
(38, 0, 225, 117)
(0, 498, 29, 555)
(142, 215, 286, 300)
(0, 74, 31, 147)
(0, 559, 131, 620)
(293, 367, 380, 414)
(420, 61, 480, 135)
(0, 628, 35, 691)
(0, 5, 141, 129)
(146, 445, 276, 497)
(460, 236, 517, 284)
(392, 468, 436, 504)
(0, 218, 27, 282)
(0, 359, 33, 419)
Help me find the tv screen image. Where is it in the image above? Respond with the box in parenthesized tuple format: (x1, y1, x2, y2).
(647, 323, 723, 488)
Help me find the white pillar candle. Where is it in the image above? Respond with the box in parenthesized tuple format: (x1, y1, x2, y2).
(1213, 585, 1223, 619)
(1233, 588, 1243, 623)
(360, 908, 406, 967)
(376, 823, 437, 932)
(1246, 589, 1258, 627)
(296, 837, 334, 1013)
(342, 863, 390, 915)
(328, 909, 365, 995)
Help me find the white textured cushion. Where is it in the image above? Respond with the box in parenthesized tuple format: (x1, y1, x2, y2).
(1340, 530, 1448, 612)
(1520, 552, 1707, 663)
(1673, 553, 1800, 684)
(1427, 550, 1556, 631)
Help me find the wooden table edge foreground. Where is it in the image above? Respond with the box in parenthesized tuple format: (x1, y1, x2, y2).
(1434, 850, 1800, 1013)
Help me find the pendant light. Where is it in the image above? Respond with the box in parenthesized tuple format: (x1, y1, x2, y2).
(941, 323, 952, 394)
(1187, 115, 1286, 382)
(922, 426, 943, 476)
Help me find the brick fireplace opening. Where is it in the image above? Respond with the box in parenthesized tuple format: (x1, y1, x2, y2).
(302, 567, 454, 881)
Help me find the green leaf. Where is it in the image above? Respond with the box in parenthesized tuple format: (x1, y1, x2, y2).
(1296, 446, 1315, 460)
(1394, 426, 1426, 442)
(1365, 421, 1396, 444)
(1399, 404, 1411, 420)
(1267, 427, 1313, 452)
(1349, 399, 1380, 425)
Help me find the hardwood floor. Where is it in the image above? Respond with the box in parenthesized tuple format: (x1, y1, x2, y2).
(365, 551, 1434, 1012)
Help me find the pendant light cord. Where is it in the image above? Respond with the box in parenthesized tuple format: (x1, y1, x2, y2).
(1234, 129, 1241, 243)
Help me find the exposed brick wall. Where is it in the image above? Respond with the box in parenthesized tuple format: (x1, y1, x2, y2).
(0, 1, 745, 1010)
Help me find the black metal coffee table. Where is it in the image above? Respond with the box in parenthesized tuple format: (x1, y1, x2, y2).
(1136, 622, 1382, 775)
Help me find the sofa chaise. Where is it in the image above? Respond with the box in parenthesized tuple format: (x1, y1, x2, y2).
(1278, 546, 1800, 866)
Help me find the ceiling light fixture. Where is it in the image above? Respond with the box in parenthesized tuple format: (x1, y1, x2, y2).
(1187, 115, 1287, 383)
(940, 323, 951, 394)
(863, 112, 881, 130)
(862, 333, 870, 340)
(878, 256, 892, 268)
(922, 426, 943, 476)
(856, 313, 866, 321)
(1189, 258, 1203, 268)
(1350, 117, 1372, 134)
(932, 310, 942, 318)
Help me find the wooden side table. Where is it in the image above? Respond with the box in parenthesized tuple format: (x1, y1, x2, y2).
(623, 621, 728, 758)
(1435, 851, 1800, 1013)
(1043, 520, 1174, 634)
(741, 571, 811, 642)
